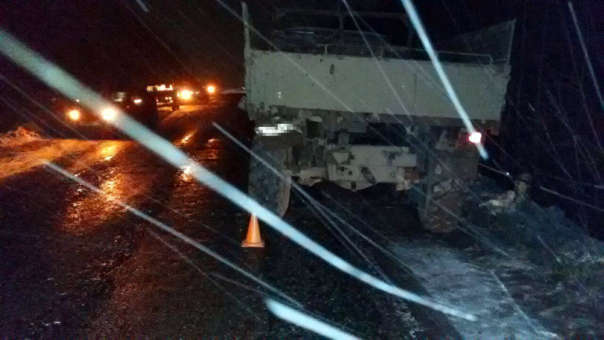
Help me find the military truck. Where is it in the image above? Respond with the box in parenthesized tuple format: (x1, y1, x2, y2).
(242, 3, 515, 232)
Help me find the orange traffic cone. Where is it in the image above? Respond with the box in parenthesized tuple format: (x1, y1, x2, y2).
(242, 214, 264, 248)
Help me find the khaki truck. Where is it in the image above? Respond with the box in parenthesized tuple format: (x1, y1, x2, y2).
(242, 3, 515, 232)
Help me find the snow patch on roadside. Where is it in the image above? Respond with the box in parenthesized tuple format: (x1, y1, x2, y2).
(392, 242, 556, 339)
(0, 139, 99, 181)
(0, 126, 42, 146)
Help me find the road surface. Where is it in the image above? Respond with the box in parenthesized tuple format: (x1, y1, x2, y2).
(0, 97, 456, 338)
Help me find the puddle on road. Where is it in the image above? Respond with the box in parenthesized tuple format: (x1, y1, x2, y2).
(176, 138, 225, 182)
(176, 131, 196, 147)
(178, 164, 195, 182)
(61, 172, 135, 234)
(67, 140, 129, 171)
(206, 138, 220, 146)
(58, 143, 164, 235)
(198, 138, 224, 161)
(98, 142, 121, 161)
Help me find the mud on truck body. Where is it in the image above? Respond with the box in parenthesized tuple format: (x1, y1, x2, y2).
(242, 3, 515, 232)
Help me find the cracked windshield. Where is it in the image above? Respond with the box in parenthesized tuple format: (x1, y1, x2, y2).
(1, 0, 603, 338)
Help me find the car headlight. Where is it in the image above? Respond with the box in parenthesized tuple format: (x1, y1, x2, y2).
(206, 84, 216, 95)
(178, 89, 193, 101)
(100, 107, 118, 122)
(132, 97, 143, 105)
(67, 109, 81, 121)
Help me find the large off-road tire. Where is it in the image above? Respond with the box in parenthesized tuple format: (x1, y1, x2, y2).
(419, 149, 479, 233)
(248, 139, 292, 217)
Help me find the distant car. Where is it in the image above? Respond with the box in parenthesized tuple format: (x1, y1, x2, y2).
(55, 89, 158, 138)
(146, 83, 207, 111)
(147, 84, 179, 111)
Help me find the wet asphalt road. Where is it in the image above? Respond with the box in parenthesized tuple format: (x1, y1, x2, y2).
(0, 96, 455, 338)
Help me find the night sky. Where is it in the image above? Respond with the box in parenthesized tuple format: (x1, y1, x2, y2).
(0, 0, 244, 89)
(0, 0, 526, 91)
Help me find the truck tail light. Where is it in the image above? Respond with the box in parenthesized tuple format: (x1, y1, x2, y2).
(468, 131, 482, 144)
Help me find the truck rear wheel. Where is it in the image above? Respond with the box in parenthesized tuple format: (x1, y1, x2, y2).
(248, 139, 292, 217)
(419, 149, 478, 233)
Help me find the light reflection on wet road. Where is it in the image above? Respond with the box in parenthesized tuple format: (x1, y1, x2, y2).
(89, 130, 263, 338)
(0, 100, 261, 337)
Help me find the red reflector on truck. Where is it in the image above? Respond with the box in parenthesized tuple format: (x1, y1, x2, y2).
(468, 131, 482, 144)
